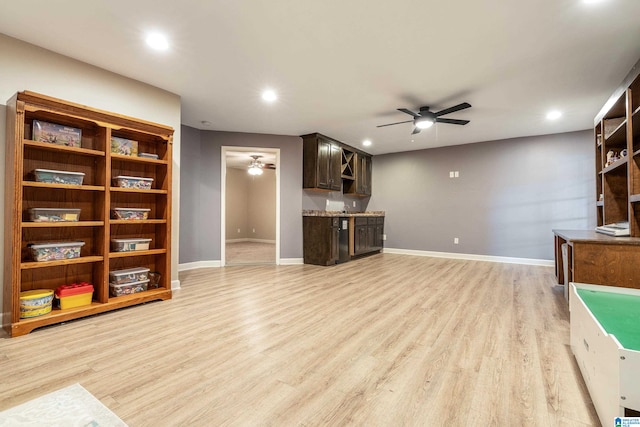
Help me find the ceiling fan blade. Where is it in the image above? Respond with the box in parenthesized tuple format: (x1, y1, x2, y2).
(397, 108, 420, 118)
(434, 102, 472, 117)
(411, 127, 422, 135)
(377, 120, 414, 128)
(436, 118, 470, 125)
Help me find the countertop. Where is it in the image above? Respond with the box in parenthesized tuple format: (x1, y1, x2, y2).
(553, 229, 640, 245)
(303, 210, 385, 217)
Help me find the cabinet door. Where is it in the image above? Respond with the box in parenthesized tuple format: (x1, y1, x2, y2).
(330, 223, 340, 262)
(315, 138, 341, 191)
(356, 153, 372, 196)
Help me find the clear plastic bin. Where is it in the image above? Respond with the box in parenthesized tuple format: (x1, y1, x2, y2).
(112, 175, 153, 190)
(34, 169, 85, 185)
(110, 279, 149, 297)
(138, 152, 159, 159)
(111, 238, 152, 252)
(109, 267, 150, 285)
(111, 208, 150, 220)
(28, 208, 81, 222)
(28, 241, 85, 262)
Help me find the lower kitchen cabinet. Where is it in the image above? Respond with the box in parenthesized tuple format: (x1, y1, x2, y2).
(303, 216, 340, 266)
(353, 216, 384, 256)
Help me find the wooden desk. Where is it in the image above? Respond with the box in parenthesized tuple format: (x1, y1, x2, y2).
(554, 230, 640, 290)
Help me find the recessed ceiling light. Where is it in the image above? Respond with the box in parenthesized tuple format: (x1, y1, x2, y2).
(146, 33, 169, 51)
(546, 110, 562, 120)
(261, 89, 277, 103)
(362, 139, 372, 147)
(583, 0, 605, 4)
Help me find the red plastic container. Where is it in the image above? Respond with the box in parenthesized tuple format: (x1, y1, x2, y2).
(55, 282, 94, 309)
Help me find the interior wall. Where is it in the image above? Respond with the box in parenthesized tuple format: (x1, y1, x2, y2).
(248, 168, 276, 241)
(179, 127, 302, 263)
(368, 130, 595, 260)
(225, 168, 250, 240)
(0, 34, 182, 314)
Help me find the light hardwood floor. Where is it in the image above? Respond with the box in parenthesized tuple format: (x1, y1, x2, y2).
(0, 254, 599, 426)
(226, 241, 276, 265)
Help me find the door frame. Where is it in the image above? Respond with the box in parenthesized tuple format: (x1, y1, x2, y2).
(220, 146, 281, 266)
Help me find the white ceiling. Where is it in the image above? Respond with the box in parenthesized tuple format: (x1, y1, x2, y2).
(226, 150, 277, 170)
(1, 0, 640, 155)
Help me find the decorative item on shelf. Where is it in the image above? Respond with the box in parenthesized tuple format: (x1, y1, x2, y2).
(110, 136, 138, 156)
(148, 272, 161, 289)
(599, 193, 604, 201)
(138, 152, 159, 159)
(605, 150, 620, 167)
(620, 148, 628, 157)
(596, 134, 602, 146)
(32, 120, 81, 147)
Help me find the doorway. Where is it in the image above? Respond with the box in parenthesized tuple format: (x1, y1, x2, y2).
(221, 147, 280, 266)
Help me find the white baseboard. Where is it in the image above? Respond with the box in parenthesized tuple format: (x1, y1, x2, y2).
(178, 260, 222, 271)
(383, 248, 554, 267)
(171, 279, 181, 290)
(179, 258, 303, 270)
(279, 258, 303, 265)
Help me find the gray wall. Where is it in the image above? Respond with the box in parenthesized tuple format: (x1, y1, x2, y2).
(368, 130, 595, 260)
(179, 127, 302, 263)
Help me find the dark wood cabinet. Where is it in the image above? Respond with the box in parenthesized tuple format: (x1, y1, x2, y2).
(303, 216, 340, 265)
(355, 153, 372, 196)
(302, 133, 341, 191)
(302, 132, 373, 196)
(352, 216, 383, 256)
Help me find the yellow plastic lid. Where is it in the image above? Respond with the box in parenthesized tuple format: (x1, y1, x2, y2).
(20, 289, 54, 300)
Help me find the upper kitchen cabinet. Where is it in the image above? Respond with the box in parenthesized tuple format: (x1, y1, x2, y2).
(344, 152, 372, 197)
(302, 133, 341, 191)
(302, 133, 372, 196)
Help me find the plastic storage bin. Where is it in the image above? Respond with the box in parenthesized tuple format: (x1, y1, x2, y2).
(109, 267, 150, 285)
(111, 238, 152, 252)
(20, 289, 54, 318)
(28, 241, 85, 262)
(55, 283, 94, 309)
(110, 279, 149, 297)
(110, 136, 138, 156)
(111, 208, 150, 220)
(112, 175, 153, 190)
(34, 168, 85, 185)
(138, 152, 159, 159)
(28, 208, 81, 222)
(32, 120, 82, 148)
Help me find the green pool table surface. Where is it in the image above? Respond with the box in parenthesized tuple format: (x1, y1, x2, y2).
(577, 288, 640, 351)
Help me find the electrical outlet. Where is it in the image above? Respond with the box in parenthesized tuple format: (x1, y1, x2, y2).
(382, 234, 387, 241)
(237, 228, 240, 233)
(252, 228, 255, 233)
(353, 201, 356, 207)
(454, 237, 459, 244)
(454, 171, 459, 178)
(449, 171, 454, 178)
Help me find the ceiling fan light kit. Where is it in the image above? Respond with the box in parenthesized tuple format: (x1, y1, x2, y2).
(378, 102, 472, 134)
(248, 155, 264, 175)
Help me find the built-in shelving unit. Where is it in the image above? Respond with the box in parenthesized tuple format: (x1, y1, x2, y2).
(595, 69, 640, 236)
(3, 91, 173, 337)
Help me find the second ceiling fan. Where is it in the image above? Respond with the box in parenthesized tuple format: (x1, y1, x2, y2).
(378, 102, 472, 134)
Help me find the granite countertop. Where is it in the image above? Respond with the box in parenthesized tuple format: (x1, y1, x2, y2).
(303, 210, 385, 217)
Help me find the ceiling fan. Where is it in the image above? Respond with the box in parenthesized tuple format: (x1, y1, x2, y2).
(248, 155, 275, 175)
(377, 102, 472, 134)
